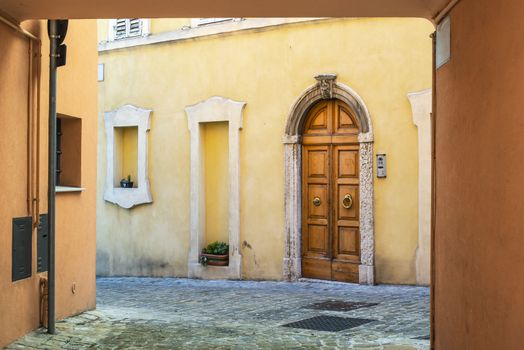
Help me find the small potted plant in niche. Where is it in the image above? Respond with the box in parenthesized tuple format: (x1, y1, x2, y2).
(200, 241, 229, 266)
(120, 175, 134, 188)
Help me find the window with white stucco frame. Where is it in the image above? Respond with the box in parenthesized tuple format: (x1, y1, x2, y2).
(104, 105, 153, 209)
(108, 19, 150, 41)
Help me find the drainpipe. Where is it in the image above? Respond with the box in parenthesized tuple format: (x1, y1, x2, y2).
(430, 30, 437, 350)
(0, 15, 41, 226)
(47, 19, 68, 335)
(434, 0, 461, 24)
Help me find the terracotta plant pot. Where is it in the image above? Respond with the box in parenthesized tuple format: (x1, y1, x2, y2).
(200, 253, 229, 266)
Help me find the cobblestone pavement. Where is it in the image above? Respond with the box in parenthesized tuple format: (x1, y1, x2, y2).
(7, 278, 429, 350)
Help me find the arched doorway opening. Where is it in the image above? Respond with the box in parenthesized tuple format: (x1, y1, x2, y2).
(283, 74, 375, 284)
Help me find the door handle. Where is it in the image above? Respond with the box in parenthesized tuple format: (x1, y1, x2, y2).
(312, 197, 321, 207)
(342, 194, 353, 209)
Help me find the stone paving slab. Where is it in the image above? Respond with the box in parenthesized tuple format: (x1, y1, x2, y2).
(7, 278, 430, 350)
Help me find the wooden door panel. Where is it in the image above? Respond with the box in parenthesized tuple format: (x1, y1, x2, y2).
(332, 260, 359, 283)
(302, 258, 331, 280)
(308, 150, 329, 179)
(337, 184, 359, 221)
(334, 226, 360, 264)
(337, 149, 359, 178)
(337, 227, 359, 256)
(309, 108, 328, 130)
(304, 101, 332, 136)
(307, 224, 329, 254)
(334, 101, 359, 135)
(304, 135, 360, 145)
(338, 107, 355, 128)
(307, 185, 328, 220)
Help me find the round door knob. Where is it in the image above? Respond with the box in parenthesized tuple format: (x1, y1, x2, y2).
(312, 197, 321, 207)
(342, 194, 353, 209)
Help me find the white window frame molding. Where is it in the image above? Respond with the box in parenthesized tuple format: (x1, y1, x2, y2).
(190, 18, 238, 27)
(104, 105, 153, 209)
(408, 89, 432, 286)
(185, 96, 246, 279)
(108, 18, 150, 41)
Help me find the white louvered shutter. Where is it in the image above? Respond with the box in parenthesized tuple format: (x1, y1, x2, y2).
(114, 19, 128, 39)
(112, 19, 143, 40)
(128, 19, 142, 37)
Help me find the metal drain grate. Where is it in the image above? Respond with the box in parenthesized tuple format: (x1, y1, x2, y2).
(282, 315, 375, 332)
(413, 335, 430, 340)
(306, 300, 378, 312)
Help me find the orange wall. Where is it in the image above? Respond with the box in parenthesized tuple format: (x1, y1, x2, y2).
(53, 20, 98, 322)
(0, 20, 98, 347)
(435, 0, 524, 349)
(0, 20, 36, 348)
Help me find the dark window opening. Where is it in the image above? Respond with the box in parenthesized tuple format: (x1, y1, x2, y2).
(56, 114, 82, 188)
(56, 117, 62, 185)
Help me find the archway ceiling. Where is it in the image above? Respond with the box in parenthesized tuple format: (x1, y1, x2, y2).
(2, 0, 449, 23)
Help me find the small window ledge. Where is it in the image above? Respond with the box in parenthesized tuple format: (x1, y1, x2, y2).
(56, 186, 85, 193)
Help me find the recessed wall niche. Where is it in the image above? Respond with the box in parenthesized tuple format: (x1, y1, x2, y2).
(203, 121, 230, 246)
(185, 96, 246, 279)
(104, 105, 152, 209)
(113, 126, 138, 188)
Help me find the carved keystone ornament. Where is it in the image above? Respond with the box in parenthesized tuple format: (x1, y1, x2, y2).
(315, 74, 337, 99)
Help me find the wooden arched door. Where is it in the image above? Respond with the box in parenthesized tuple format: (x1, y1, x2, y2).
(301, 99, 361, 283)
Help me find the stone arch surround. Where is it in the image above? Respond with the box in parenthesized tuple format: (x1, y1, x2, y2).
(282, 74, 375, 285)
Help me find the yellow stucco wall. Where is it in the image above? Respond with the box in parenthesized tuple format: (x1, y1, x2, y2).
(151, 18, 191, 33)
(97, 18, 433, 283)
(98, 19, 109, 42)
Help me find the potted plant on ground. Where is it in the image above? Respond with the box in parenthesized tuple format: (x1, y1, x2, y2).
(120, 175, 134, 188)
(200, 241, 229, 266)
